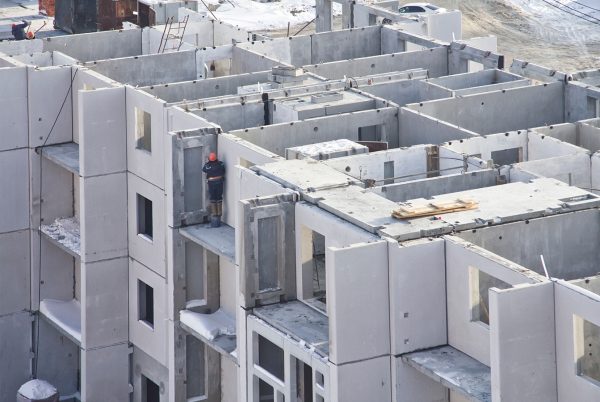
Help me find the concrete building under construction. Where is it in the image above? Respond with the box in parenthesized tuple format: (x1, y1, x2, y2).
(1, 2, 600, 401)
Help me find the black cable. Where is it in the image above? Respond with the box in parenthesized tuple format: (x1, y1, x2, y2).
(539, 0, 600, 25)
(548, 0, 600, 22)
(33, 68, 79, 379)
(569, 0, 600, 13)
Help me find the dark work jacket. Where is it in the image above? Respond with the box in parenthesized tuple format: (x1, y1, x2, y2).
(203, 160, 225, 201)
(202, 160, 225, 178)
(12, 23, 27, 40)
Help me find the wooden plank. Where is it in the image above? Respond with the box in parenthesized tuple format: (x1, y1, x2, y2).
(392, 199, 477, 219)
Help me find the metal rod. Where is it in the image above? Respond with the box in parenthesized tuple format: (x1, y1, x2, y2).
(293, 17, 315, 36)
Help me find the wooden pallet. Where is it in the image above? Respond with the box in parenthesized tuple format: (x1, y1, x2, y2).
(392, 199, 478, 219)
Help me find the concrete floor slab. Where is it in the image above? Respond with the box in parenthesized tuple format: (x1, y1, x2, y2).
(402, 345, 491, 402)
(179, 222, 235, 263)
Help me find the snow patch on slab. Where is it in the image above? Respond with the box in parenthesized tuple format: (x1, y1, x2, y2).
(18, 379, 58, 399)
(180, 308, 235, 341)
(39, 298, 81, 343)
(40, 216, 80, 256)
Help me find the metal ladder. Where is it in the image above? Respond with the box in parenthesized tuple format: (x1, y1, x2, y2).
(157, 15, 189, 53)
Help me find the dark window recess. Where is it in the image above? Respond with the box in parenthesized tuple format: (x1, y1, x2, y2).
(142, 375, 160, 402)
(490, 147, 522, 166)
(137, 194, 153, 240)
(139, 280, 154, 328)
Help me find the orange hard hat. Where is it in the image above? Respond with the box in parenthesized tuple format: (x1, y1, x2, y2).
(26, 31, 35, 39)
(209, 152, 217, 161)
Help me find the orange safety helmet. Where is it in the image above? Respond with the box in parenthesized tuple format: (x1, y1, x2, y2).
(209, 152, 217, 161)
(26, 31, 35, 39)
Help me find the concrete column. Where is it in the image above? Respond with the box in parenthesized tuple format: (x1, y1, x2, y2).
(316, 0, 333, 33)
(342, 1, 352, 30)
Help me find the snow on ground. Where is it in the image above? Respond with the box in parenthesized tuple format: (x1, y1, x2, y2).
(18, 379, 58, 399)
(205, 0, 342, 31)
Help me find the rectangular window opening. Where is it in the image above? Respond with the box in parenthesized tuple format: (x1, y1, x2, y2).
(358, 125, 378, 142)
(135, 107, 152, 152)
(300, 226, 327, 312)
(185, 241, 206, 310)
(574, 315, 600, 386)
(490, 147, 523, 166)
(258, 377, 274, 402)
(138, 280, 155, 329)
(137, 194, 153, 241)
(142, 374, 160, 402)
(383, 160, 395, 185)
(258, 335, 285, 382)
(294, 358, 313, 402)
(587, 97, 600, 118)
(469, 267, 510, 326)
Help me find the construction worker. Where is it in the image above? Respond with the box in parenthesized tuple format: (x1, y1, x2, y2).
(202, 152, 225, 227)
(11, 20, 30, 41)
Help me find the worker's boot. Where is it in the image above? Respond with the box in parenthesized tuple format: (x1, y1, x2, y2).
(210, 202, 221, 228)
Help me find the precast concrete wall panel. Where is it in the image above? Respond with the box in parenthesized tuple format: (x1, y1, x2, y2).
(43, 29, 143, 62)
(441, 131, 528, 162)
(445, 237, 539, 366)
(132, 346, 170, 402)
(218, 133, 284, 226)
(489, 282, 557, 402)
(230, 47, 282, 75)
(412, 83, 565, 135)
(126, 87, 167, 189)
(143, 71, 271, 103)
(240, 38, 294, 66)
(89, 50, 197, 86)
(28, 66, 73, 147)
(555, 281, 600, 401)
(81, 343, 130, 402)
(195, 102, 265, 132)
(329, 355, 392, 402)
(0, 148, 29, 233)
(0, 312, 33, 401)
(81, 173, 128, 262)
(79, 87, 127, 177)
(0, 38, 42, 55)
(304, 47, 448, 80)
(214, 20, 250, 44)
(0, 229, 30, 315)
(458, 210, 600, 281)
(233, 108, 400, 153)
(36, 316, 79, 396)
(0, 67, 28, 151)
(324, 145, 428, 183)
(81, 257, 129, 349)
(327, 241, 390, 365)
(389, 238, 447, 355)
(527, 131, 588, 160)
(72, 68, 118, 143)
(592, 152, 600, 195)
(360, 79, 453, 107)
(128, 172, 167, 277)
(399, 107, 479, 147)
(311, 26, 381, 63)
(515, 154, 591, 188)
(129, 259, 168, 366)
